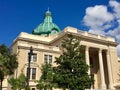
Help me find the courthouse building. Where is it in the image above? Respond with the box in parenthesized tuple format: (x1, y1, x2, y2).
(10, 10, 120, 90)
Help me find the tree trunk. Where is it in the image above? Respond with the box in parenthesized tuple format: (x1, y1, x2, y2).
(0, 79, 3, 90)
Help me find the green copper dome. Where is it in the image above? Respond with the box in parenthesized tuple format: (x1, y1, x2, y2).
(32, 10, 61, 35)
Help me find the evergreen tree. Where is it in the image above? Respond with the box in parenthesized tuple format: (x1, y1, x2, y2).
(8, 73, 26, 90)
(0, 44, 18, 90)
(0, 54, 8, 90)
(36, 63, 57, 90)
(53, 34, 94, 90)
(8, 77, 19, 90)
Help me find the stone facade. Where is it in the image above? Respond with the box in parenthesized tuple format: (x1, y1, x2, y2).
(8, 26, 120, 90)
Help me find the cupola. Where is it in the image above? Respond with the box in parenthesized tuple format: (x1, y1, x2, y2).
(32, 9, 61, 36)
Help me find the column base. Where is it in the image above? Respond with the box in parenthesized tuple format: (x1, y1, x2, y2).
(100, 83, 106, 89)
(109, 84, 115, 90)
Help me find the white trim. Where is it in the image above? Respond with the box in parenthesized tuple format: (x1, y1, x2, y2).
(43, 52, 54, 64)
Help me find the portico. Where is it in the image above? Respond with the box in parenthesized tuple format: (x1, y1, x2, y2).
(85, 45, 115, 89)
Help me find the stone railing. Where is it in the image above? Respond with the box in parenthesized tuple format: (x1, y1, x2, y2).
(64, 26, 115, 42)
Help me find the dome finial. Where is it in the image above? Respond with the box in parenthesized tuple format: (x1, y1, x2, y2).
(48, 7, 50, 12)
(46, 7, 51, 14)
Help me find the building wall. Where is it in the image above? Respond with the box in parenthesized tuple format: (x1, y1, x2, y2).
(109, 46, 119, 83)
(9, 27, 120, 90)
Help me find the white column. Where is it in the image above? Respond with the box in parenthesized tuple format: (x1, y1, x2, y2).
(98, 49, 106, 89)
(85, 46, 90, 74)
(86, 46, 94, 89)
(106, 50, 115, 89)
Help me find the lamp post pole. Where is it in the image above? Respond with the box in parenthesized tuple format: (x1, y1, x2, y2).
(26, 46, 33, 90)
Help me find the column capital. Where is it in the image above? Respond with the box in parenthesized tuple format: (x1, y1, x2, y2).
(85, 46, 90, 50)
(98, 48, 103, 53)
(99, 48, 103, 50)
(85, 45, 90, 48)
(106, 50, 109, 55)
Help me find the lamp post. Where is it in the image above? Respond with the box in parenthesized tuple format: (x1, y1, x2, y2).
(26, 46, 34, 90)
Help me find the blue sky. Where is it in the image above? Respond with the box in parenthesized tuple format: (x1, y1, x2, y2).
(0, 0, 120, 56)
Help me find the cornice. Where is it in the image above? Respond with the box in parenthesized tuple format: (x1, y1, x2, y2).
(18, 46, 60, 54)
(11, 27, 119, 48)
(49, 27, 118, 47)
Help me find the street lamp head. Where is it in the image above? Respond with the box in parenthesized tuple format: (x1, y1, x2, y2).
(29, 46, 33, 55)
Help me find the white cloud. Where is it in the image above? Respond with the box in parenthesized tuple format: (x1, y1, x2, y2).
(82, 0, 120, 57)
(109, 0, 120, 19)
(107, 28, 120, 42)
(83, 5, 114, 35)
(107, 0, 120, 42)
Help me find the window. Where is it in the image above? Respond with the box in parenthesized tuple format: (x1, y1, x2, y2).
(49, 55, 52, 64)
(26, 68, 36, 80)
(44, 54, 53, 64)
(32, 54, 37, 62)
(31, 88, 35, 90)
(32, 68, 36, 79)
(44, 55, 48, 63)
(27, 53, 37, 62)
